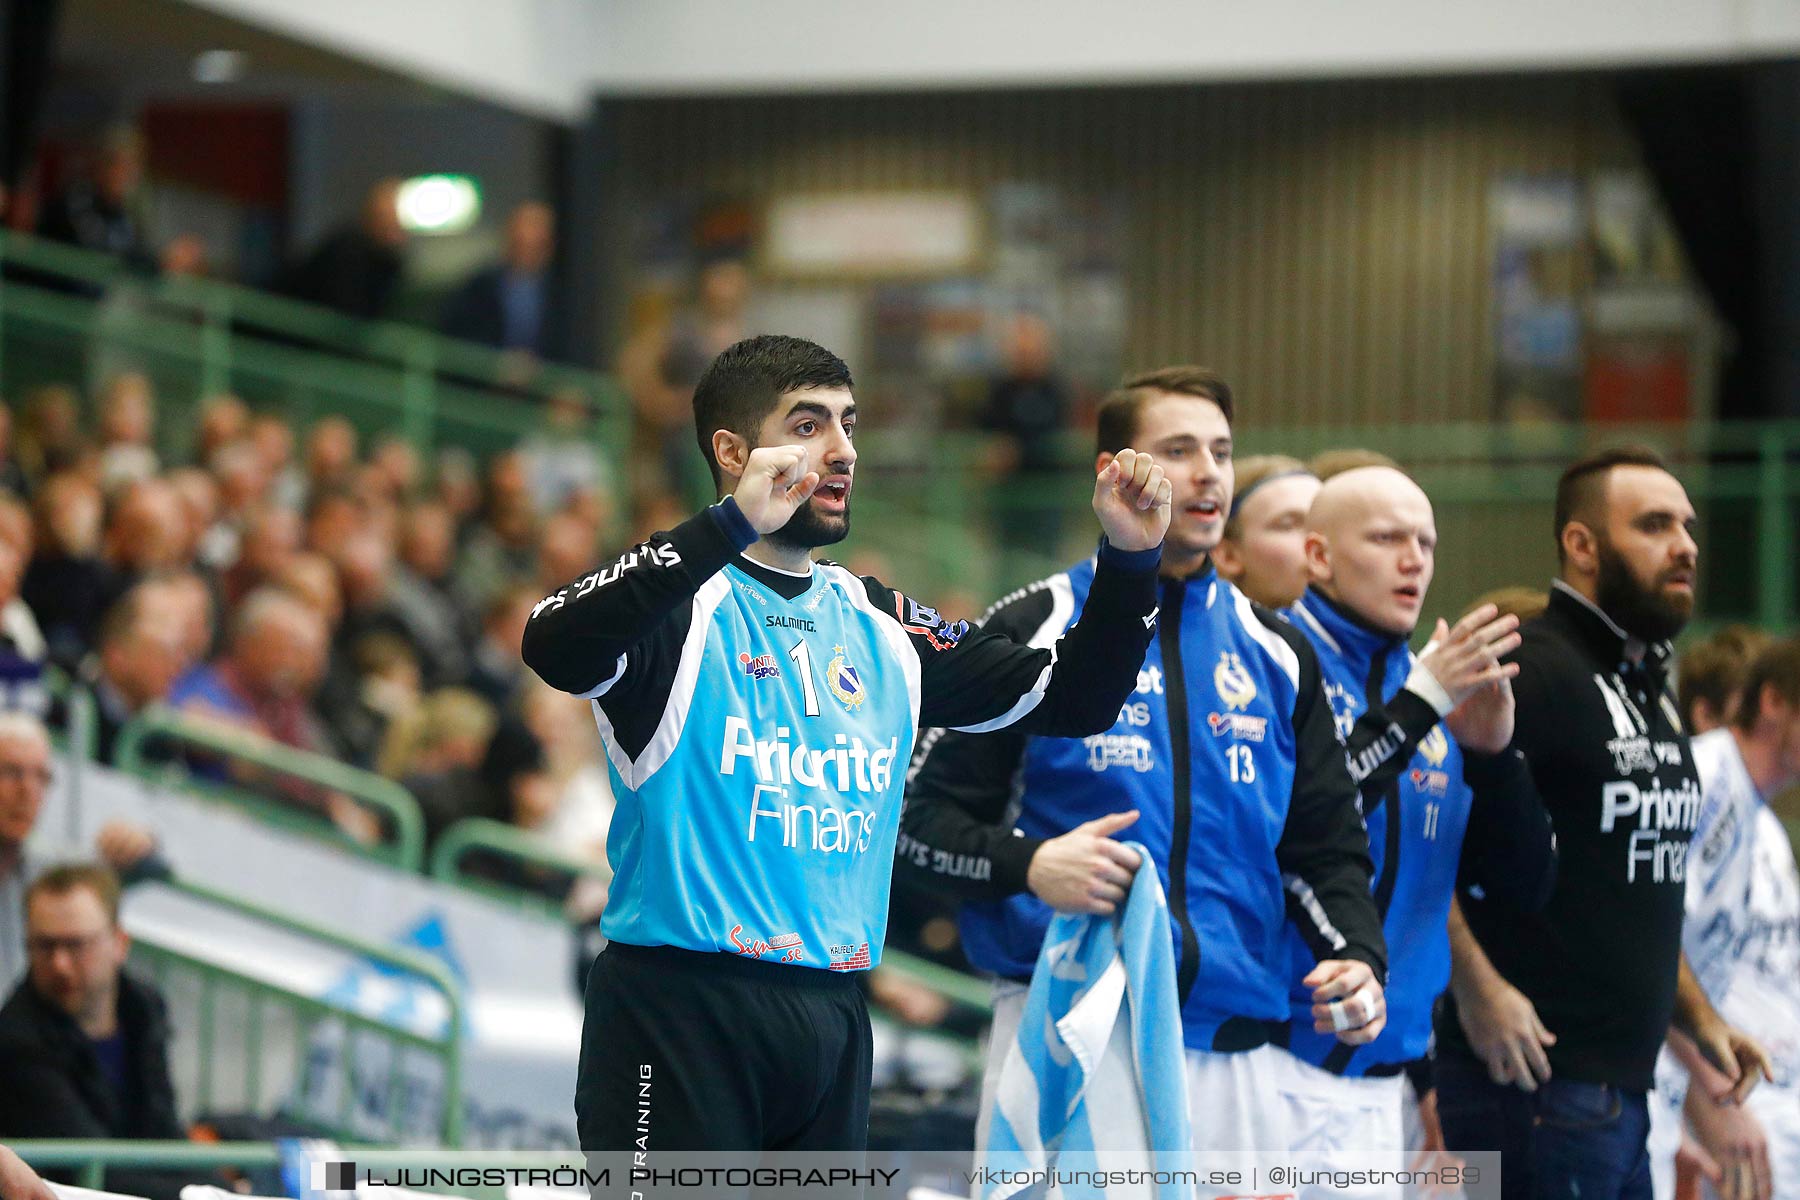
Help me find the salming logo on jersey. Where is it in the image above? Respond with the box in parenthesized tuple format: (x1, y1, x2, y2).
(535, 543, 685, 618)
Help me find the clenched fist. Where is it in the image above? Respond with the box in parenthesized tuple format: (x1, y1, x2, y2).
(1306, 959, 1387, 1046)
(1093, 449, 1172, 552)
(733, 445, 821, 536)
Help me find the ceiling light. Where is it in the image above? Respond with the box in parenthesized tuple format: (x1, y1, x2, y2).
(192, 50, 249, 84)
(397, 175, 482, 235)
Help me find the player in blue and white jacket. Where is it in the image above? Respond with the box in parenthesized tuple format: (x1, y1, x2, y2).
(1648, 638, 1800, 1200)
(1279, 467, 1556, 1162)
(900, 371, 1526, 1153)
(523, 335, 1174, 1153)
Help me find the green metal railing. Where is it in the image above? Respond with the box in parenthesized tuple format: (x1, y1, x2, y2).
(0, 230, 629, 488)
(427, 817, 608, 915)
(42, 666, 96, 758)
(114, 705, 426, 871)
(130, 877, 465, 1147)
(881, 949, 992, 1015)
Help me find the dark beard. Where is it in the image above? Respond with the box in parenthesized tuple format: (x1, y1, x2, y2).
(1594, 538, 1693, 643)
(767, 498, 850, 551)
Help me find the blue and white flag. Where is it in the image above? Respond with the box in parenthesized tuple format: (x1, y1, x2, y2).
(981, 845, 1193, 1200)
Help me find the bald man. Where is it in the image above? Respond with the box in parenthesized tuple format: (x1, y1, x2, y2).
(1280, 466, 1557, 1171)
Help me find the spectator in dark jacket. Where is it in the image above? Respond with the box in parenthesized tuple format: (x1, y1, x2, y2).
(23, 473, 110, 666)
(37, 126, 155, 269)
(281, 179, 407, 321)
(0, 864, 188, 1200)
(83, 585, 190, 764)
(977, 312, 1074, 561)
(440, 202, 557, 358)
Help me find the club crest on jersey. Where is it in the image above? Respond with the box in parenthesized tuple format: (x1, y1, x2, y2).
(1418, 726, 1450, 767)
(738, 652, 781, 681)
(1214, 652, 1257, 711)
(826, 645, 866, 710)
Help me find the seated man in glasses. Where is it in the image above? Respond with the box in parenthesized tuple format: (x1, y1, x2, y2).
(0, 863, 189, 1200)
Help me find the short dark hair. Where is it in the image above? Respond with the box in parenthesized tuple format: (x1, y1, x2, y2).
(1735, 637, 1800, 732)
(27, 863, 122, 926)
(1681, 624, 1771, 730)
(1553, 445, 1670, 562)
(1095, 366, 1234, 458)
(692, 336, 853, 488)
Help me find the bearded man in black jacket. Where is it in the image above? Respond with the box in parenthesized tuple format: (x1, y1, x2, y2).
(1436, 446, 1772, 1200)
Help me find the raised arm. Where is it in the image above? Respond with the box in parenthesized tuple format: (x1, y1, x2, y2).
(523, 444, 826, 696)
(1343, 604, 1521, 795)
(895, 449, 1170, 735)
(522, 501, 754, 695)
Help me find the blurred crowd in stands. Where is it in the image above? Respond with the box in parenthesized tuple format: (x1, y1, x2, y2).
(10, 126, 1090, 553)
(0, 372, 623, 894)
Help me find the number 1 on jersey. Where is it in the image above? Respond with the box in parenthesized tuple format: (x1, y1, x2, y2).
(789, 641, 821, 717)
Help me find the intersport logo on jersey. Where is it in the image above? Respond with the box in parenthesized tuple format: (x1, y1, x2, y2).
(719, 715, 898, 854)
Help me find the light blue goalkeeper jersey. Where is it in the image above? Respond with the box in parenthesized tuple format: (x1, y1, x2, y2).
(521, 501, 1162, 974)
(596, 562, 917, 971)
